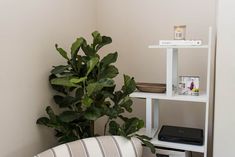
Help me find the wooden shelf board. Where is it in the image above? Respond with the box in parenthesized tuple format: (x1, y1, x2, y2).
(130, 92, 208, 103)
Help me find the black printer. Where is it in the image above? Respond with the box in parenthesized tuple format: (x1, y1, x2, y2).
(158, 125, 203, 145)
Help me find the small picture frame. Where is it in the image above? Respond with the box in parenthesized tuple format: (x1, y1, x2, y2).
(178, 76, 200, 96)
(174, 25, 186, 40)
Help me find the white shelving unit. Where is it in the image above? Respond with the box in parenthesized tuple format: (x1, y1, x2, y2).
(130, 27, 212, 157)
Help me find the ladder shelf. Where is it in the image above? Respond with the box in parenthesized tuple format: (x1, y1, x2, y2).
(131, 27, 212, 156)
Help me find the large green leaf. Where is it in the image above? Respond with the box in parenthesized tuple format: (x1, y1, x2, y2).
(86, 83, 103, 96)
(70, 77, 87, 84)
(53, 95, 77, 108)
(135, 136, 155, 153)
(141, 139, 155, 154)
(71, 38, 84, 57)
(105, 107, 119, 119)
(59, 111, 80, 122)
(46, 106, 57, 122)
(101, 52, 118, 67)
(119, 97, 133, 112)
(123, 118, 144, 135)
(86, 57, 99, 76)
(84, 107, 102, 120)
(58, 72, 74, 77)
(36, 117, 50, 125)
(91, 31, 112, 52)
(86, 79, 114, 96)
(36, 117, 60, 129)
(51, 77, 77, 87)
(100, 65, 119, 79)
(96, 36, 112, 51)
(134, 134, 152, 141)
(92, 31, 102, 47)
(82, 95, 93, 107)
(122, 75, 136, 94)
(49, 74, 67, 94)
(55, 44, 69, 60)
(51, 65, 70, 75)
(98, 78, 115, 87)
(92, 31, 101, 39)
(112, 91, 124, 104)
(81, 40, 95, 56)
(109, 121, 119, 134)
(109, 120, 126, 136)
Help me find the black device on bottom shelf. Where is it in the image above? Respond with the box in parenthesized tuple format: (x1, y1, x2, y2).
(158, 125, 204, 146)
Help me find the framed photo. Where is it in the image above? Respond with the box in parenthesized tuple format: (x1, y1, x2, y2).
(178, 76, 200, 96)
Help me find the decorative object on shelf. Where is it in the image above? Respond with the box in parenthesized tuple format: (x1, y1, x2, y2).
(36, 31, 155, 153)
(136, 82, 166, 93)
(159, 40, 202, 46)
(178, 76, 200, 96)
(174, 25, 186, 40)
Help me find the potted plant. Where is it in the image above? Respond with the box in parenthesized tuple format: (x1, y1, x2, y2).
(37, 31, 155, 153)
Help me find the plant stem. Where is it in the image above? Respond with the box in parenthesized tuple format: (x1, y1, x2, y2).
(97, 63, 100, 80)
(89, 120, 94, 136)
(104, 118, 110, 135)
(83, 81, 86, 94)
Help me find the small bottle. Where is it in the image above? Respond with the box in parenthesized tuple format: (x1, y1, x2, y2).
(174, 25, 186, 40)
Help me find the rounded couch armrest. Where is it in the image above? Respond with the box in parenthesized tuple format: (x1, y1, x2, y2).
(35, 136, 143, 157)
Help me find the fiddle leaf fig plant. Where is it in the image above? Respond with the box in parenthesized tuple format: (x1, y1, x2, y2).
(37, 31, 155, 153)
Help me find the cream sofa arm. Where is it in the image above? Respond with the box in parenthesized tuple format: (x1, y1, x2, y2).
(35, 136, 143, 157)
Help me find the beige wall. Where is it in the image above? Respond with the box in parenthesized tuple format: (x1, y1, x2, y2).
(0, 0, 218, 156)
(213, 0, 235, 156)
(95, 0, 216, 156)
(0, 0, 96, 156)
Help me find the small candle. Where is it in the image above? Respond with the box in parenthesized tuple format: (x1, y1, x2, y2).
(174, 25, 186, 40)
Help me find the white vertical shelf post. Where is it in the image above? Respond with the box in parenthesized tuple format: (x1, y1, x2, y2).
(204, 26, 212, 157)
(166, 48, 178, 96)
(146, 98, 152, 136)
(146, 98, 159, 137)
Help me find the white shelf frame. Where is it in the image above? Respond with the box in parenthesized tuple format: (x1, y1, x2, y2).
(131, 27, 212, 157)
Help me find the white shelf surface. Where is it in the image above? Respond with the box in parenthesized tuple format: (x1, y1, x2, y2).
(148, 45, 209, 49)
(136, 128, 158, 138)
(137, 128, 205, 153)
(130, 92, 208, 103)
